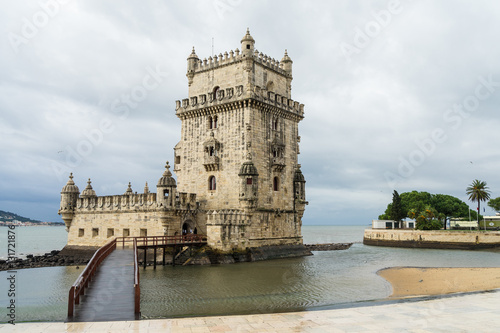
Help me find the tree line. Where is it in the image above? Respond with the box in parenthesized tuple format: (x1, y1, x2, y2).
(379, 180, 500, 230)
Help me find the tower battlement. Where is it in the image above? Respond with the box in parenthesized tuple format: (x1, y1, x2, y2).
(188, 48, 290, 77)
(175, 83, 305, 118)
(186, 29, 294, 100)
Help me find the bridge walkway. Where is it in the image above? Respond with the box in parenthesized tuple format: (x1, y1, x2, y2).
(70, 248, 137, 322)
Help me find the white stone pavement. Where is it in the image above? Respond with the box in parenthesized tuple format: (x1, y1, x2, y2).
(1, 290, 499, 332)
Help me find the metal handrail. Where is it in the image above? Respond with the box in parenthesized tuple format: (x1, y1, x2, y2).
(67, 238, 117, 318)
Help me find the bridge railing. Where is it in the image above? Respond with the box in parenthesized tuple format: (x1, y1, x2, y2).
(67, 238, 117, 318)
(133, 238, 140, 315)
(134, 234, 208, 247)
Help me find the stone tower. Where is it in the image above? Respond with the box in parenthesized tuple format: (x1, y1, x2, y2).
(174, 29, 307, 250)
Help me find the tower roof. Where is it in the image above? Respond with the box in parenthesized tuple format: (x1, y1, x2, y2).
(281, 49, 292, 63)
(157, 161, 177, 187)
(61, 173, 80, 194)
(80, 178, 97, 198)
(293, 165, 306, 183)
(187, 46, 198, 60)
(239, 155, 259, 176)
(240, 28, 255, 44)
(124, 182, 133, 195)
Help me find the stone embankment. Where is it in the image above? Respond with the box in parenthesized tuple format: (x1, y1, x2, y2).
(305, 243, 353, 251)
(364, 229, 500, 250)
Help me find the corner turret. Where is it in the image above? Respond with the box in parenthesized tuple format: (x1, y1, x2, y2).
(157, 161, 177, 208)
(58, 173, 80, 231)
(281, 49, 293, 76)
(187, 47, 199, 86)
(240, 28, 255, 57)
(293, 165, 308, 215)
(238, 154, 259, 209)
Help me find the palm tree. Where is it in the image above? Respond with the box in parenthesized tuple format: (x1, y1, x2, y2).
(466, 179, 491, 230)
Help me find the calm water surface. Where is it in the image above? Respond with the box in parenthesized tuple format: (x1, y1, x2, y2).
(0, 225, 499, 322)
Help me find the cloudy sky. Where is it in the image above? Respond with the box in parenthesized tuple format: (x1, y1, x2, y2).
(1, 0, 500, 225)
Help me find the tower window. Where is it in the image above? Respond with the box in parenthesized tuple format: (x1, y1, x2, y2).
(78, 228, 84, 237)
(246, 44, 250, 49)
(209, 176, 217, 191)
(273, 177, 279, 191)
(272, 118, 278, 131)
(247, 178, 253, 185)
(208, 115, 218, 129)
(92, 228, 99, 237)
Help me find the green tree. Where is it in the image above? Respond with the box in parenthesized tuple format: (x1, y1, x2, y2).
(466, 179, 491, 229)
(431, 194, 469, 230)
(487, 197, 500, 213)
(409, 205, 442, 230)
(391, 190, 405, 223)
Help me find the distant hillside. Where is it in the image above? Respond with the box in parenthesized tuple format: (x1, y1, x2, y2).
(0, 210, 44, 223)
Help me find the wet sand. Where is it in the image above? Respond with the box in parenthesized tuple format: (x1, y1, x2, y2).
(378, 267, 500, 297)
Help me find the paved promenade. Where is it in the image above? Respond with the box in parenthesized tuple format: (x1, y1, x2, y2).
(2, 290, 499, 332)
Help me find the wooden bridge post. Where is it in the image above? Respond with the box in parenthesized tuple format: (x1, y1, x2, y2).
(162, 247, 166, 266)
(153, 247, 157, 270)
(143, 248, 147, 269)
(172, 245, 176, 267)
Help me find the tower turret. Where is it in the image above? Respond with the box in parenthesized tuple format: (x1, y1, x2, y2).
(238, 154, 259, 209)
(293, 165, 307, 212)
(186, 47, 199, 86)
(80, 178, 97, 198)
(240, 28, 255, 57)
(281, 49, 293, 76)
(58, 173, 80, 231)
(157, 161, 177, 208)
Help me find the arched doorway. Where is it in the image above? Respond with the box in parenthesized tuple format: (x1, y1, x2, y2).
(182, 220, 195, 235)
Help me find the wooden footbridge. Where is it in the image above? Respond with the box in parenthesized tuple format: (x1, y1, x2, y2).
(67, 234, 207, 322)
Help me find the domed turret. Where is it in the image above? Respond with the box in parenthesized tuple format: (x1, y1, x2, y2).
(187, 47, 199, 86)
(280, 49, 293, 76)
(238, 160, 259, 176)
(80, 178, 97, 198)
(293, 165, 307, 202)
(157, 162, 176, 187)
(124, 182, 133, 195)
(239, 154, 259, 208)
(58, 173, 80, 231)
(241, 28, 255, 57)
(61, 173, 80, 195)
(157, 162, 177, 207)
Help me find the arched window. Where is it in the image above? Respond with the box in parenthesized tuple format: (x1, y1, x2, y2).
(272, 118, 278, 131)
(273, 177, 279, 191)
(208, 115, 218, 129)
(209, 176, 216, 191)
(213, 86, 219, 100)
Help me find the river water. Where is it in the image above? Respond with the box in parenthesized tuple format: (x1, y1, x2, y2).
(0, 225, 499, 322)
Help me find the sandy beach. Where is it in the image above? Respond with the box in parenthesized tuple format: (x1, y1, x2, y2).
(378, 267, 500, 297)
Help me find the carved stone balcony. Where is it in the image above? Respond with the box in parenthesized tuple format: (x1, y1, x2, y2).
(271, 157, 285, 172)
(204, 155, 220, 171)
